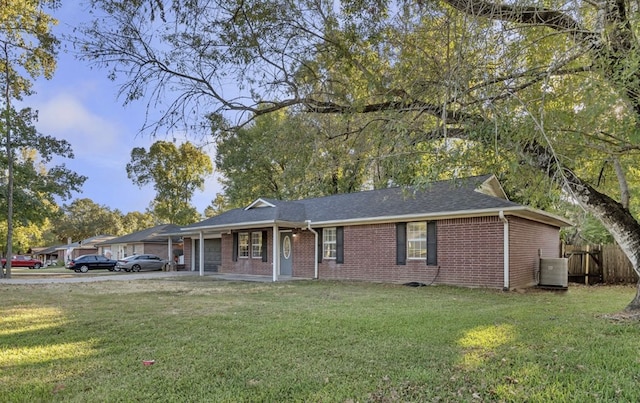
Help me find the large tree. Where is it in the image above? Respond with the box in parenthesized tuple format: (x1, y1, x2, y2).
(1, 0, 85, 278)
(54, 198, 123, 242)
(79, 0, 640, 309)
(216, 110, 389, 207)
(126, 141, 213, 224)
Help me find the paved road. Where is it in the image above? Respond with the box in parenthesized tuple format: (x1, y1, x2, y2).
(0, 271, 284, 284)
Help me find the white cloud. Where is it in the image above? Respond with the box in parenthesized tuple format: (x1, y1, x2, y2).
(35, 92, 122, 156)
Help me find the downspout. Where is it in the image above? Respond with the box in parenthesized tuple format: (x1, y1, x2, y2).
(499, 211, 509, 290)
(305, 220, 318, 279)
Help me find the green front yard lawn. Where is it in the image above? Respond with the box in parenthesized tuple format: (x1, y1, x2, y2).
(1, 279, 638, 402)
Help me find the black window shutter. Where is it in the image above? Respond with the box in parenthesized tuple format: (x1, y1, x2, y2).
(427, 221, 437, 265)
(336, 226, 344, 264)
(261, 231, 268, 262)
(316, 228, 323, 263)
(232, 232, 238, 262)
(396, 222, 407, 265)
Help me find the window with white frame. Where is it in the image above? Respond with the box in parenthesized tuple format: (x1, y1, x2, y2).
(239, 232, 250, 258)
(407, 222, 427, 259)
(323, 227, 337, 259)
(251, 232, 262, 258)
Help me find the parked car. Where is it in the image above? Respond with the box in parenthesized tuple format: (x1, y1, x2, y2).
(1, 255, 43, 269)
(115, 254, 168, 272)
(66, 254, 117, 273)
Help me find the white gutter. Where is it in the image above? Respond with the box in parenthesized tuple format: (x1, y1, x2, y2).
(178, 220, 308, 234)
(499, 211, 509, 290)
(305, 220, 319, 279)
(307, 206, 571, 228)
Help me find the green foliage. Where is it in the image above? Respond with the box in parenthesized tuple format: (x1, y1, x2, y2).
(217, 112, 375, 206)
(1, 280, 639, 401)
(0, 107, 85, 215)
(1, 0, 80, 277)
(204, 193, 227, 217)
(0, 219, 54, 255)
(120, 211, 158, 233)
(53, 199, 122, 242)
(52, 202, 164, 244)
(126, 141, 213, 224)
(562, 208, 615, 245)
(80, 0, 640, 265)
(0, 0, 59, 100)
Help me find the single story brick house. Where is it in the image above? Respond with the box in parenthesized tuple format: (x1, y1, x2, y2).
(97, 224, 183, 261)
(56, 235, 116, 263)
(177, 175, 571, 289)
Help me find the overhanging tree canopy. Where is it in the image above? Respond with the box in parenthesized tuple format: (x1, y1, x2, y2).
(78, 0, 640, 309)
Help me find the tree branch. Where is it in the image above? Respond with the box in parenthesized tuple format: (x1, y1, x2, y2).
(441, 0, 595, 39)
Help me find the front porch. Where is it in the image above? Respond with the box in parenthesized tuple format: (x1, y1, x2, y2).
(176, 223, 318, 282)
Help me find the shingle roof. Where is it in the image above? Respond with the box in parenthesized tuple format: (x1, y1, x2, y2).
(181, 174, 571, 231)
(292, 175, 517, 222)
(98, 224, 183, 245)
(55, 235, 116, 249)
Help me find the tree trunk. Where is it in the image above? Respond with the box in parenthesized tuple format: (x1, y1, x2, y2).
(1, 42, 12, 279)
(625, 283, 640, 312)
(524, 142, 640, 310)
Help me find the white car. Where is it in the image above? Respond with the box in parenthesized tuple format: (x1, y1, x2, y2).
(115, 254, 169, 272)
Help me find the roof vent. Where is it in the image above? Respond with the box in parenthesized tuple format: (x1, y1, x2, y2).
(539, 258, 568, 288)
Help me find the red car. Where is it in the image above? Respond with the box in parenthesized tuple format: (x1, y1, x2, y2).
(1, 255, 44, 269)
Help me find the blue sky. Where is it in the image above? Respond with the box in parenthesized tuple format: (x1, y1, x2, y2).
(26, 3, 222, 215)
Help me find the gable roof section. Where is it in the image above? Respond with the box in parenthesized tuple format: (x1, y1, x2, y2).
(98, 224, 183, 245)
(245, 198, 276, 209)
(181, 174, 571, 233)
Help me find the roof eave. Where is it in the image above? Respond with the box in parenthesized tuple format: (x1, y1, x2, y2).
(308, 207, 572, 228)
(178, 219, 309, 236)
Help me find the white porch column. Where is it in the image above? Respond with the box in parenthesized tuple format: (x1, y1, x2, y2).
(199, 231, 205, 276)
(190, 236, 196, 271)
(167, 237, 173, 271)
(272, 224, 279, 282)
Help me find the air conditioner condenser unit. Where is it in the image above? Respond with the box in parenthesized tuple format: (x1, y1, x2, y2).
(539, 258, 568, 288)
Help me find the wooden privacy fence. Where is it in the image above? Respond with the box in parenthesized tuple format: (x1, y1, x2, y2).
(562, 244, 638, 284)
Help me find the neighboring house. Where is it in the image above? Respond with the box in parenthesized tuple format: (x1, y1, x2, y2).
(33, 246, 60, 266)
(97, 224, 183, 261)
(56, 235, 116, 262)
(178, 175, 572, 289)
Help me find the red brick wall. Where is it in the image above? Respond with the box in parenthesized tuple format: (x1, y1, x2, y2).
(437, 217, 505, 288)
(185, 216, 560, 289)
(508, 217, 561, 288)
(316, 218, 505, 288)
(294, 231, 317, 278)
(220, 229, 274, 276)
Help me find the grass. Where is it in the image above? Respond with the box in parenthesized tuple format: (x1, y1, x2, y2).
(8, 266, 120, 277)
(1, 278, 639, 402)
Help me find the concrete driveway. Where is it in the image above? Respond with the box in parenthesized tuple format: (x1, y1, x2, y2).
(0, 271, 286, 284)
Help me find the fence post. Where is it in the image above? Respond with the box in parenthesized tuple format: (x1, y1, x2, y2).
(584, 245, 590, 285)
